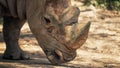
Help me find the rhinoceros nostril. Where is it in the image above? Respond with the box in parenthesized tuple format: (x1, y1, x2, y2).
(48, 55, 54, 60)
(55, 50, 63, 61)
(47, 50, 64, 64)
(51, 50, 62, 61)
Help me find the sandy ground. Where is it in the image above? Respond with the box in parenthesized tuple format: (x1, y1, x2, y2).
(0, 0, 120, 68)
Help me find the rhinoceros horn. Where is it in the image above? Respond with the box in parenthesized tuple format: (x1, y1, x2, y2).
(67, 21, 91, 50)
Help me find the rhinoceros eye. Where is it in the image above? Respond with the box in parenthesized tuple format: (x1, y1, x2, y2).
(44, 17, 51, 24)
(44, 17, 55, 33)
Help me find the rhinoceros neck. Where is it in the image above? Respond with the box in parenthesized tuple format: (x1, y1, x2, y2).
(5, 0, 18, 17)
(0, 0, 10, 16)
(0, 0, 7, 7)
(0, 0, 26, 20)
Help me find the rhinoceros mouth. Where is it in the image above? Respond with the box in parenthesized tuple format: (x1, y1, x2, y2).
(46, 49, 76, 64)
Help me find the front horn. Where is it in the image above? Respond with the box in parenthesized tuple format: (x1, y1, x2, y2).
(69, 21, 91, 50)
(59, 6, 91, 50)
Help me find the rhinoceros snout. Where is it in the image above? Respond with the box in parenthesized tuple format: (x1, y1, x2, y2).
(47, 50, 64, 64)
(46, 50, 76, 64)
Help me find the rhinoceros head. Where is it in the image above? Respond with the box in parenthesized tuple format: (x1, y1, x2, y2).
(27, 0, 91, 64)
(40, 1, 91, 64)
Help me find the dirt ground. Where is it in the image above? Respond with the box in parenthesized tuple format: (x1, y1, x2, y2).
(0, 1, 120, 68)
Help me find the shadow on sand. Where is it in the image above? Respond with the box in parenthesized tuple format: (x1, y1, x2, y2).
(0, 53, 92, 68)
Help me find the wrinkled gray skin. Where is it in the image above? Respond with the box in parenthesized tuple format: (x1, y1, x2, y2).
(0, 0, 90, 64)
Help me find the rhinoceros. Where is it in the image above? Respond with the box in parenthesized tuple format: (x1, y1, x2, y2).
(0, 0, 91, 64)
